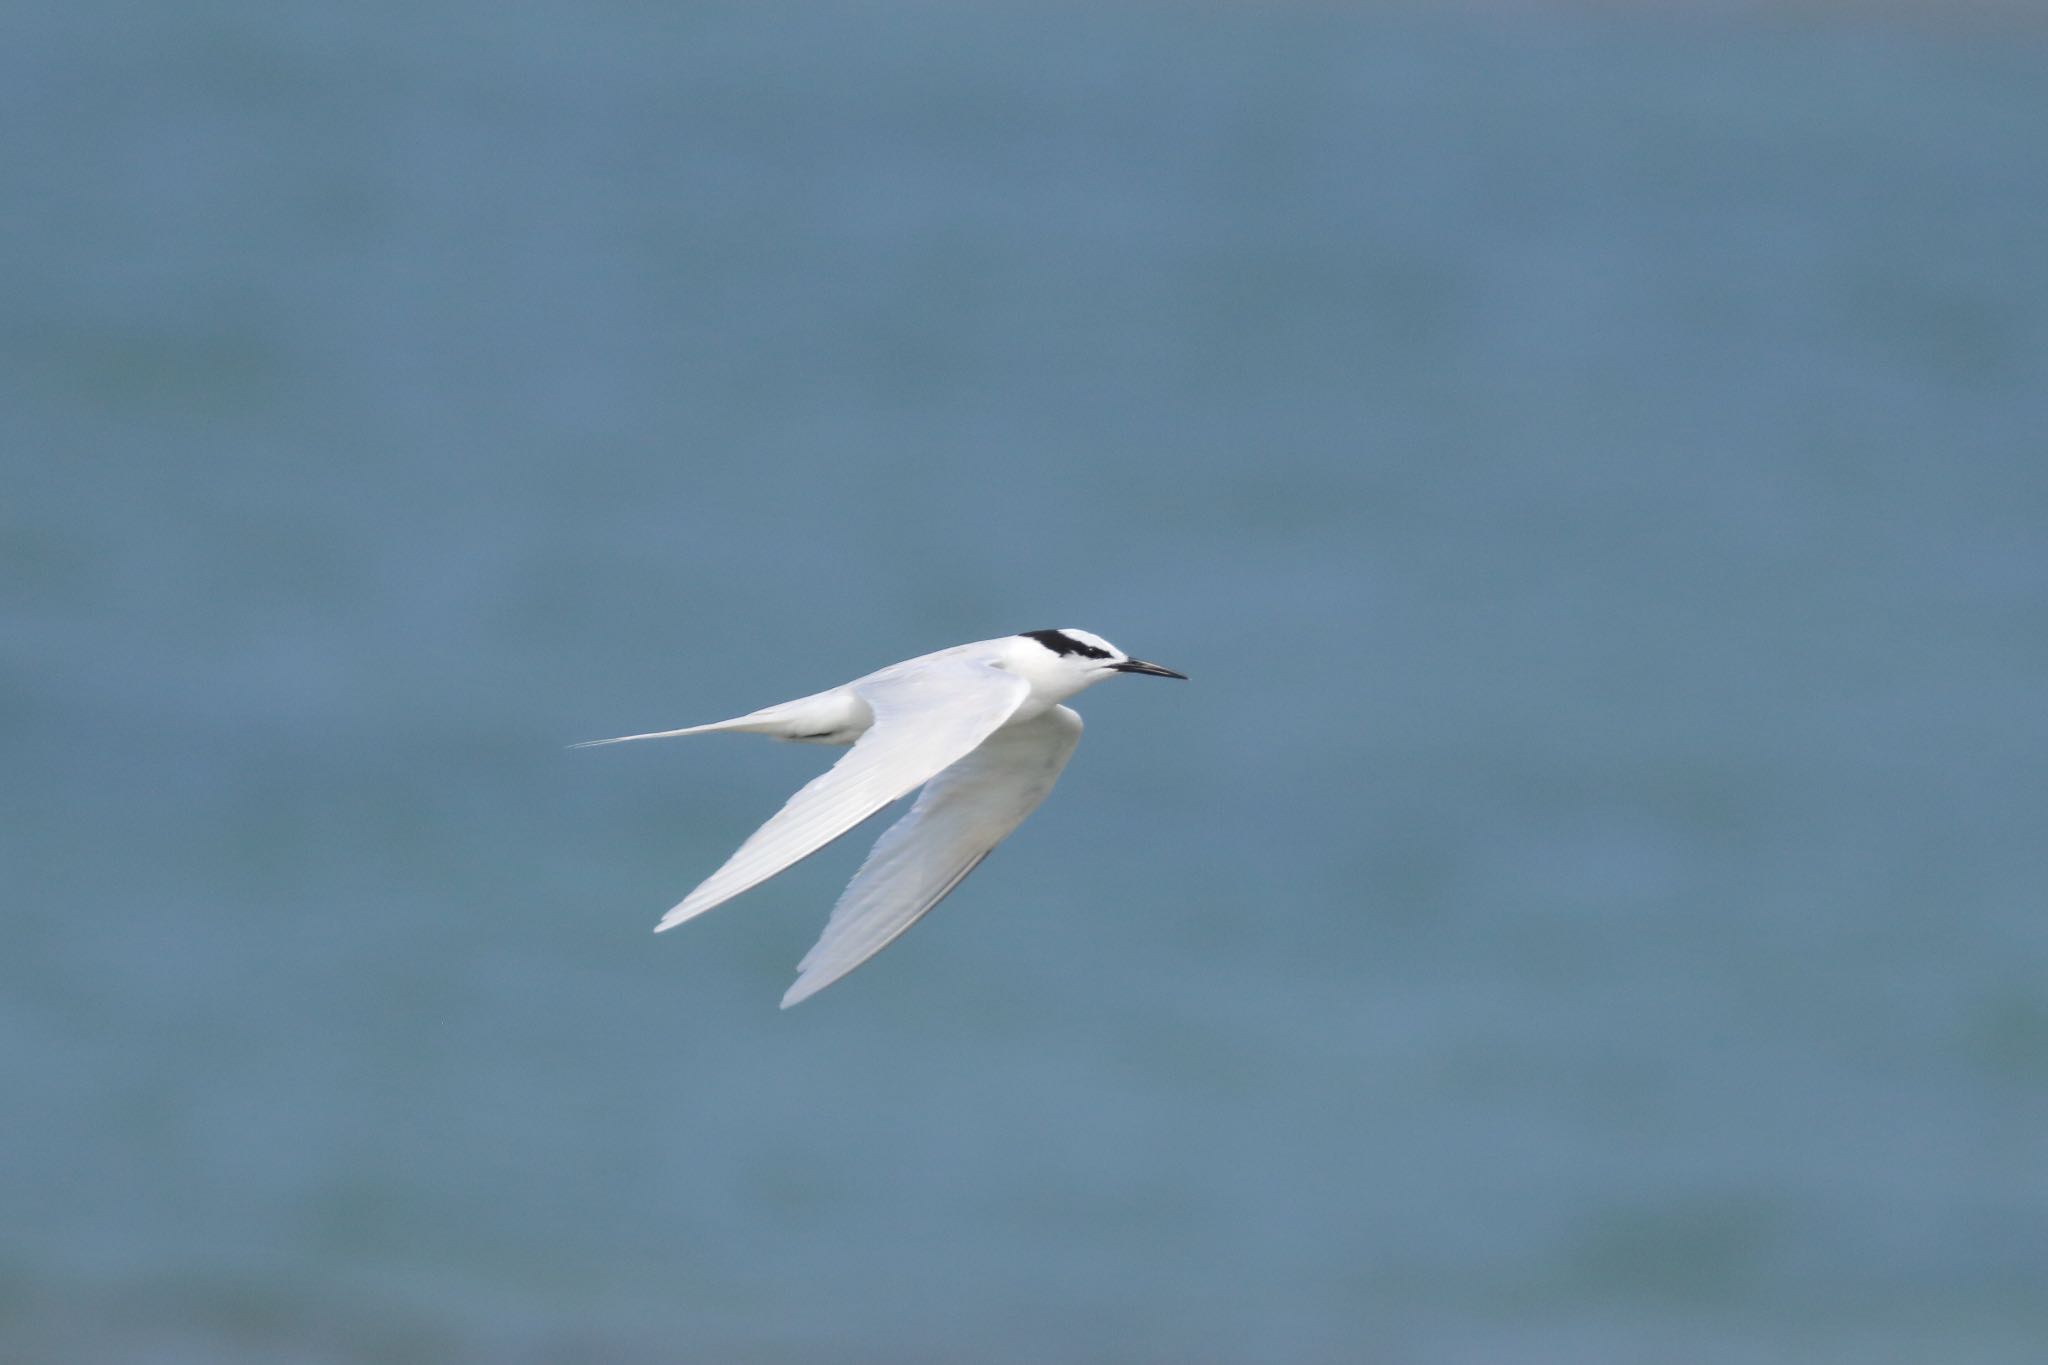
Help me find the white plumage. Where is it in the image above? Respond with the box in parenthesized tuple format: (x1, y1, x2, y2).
(578, 629, 1185, 1006)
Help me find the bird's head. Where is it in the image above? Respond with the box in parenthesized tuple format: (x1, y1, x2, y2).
(1004, 628, 1187, 700)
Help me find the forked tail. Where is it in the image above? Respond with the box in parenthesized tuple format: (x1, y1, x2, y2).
(570, 724, 719, 749)
(571, 692, 862, 749)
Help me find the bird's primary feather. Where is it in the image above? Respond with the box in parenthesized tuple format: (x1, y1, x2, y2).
(781, 705, 1083, 1007)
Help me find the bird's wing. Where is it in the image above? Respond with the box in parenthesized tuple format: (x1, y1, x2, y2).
(781, 704, 1084, 1008)
(656, 662, 1030, 931)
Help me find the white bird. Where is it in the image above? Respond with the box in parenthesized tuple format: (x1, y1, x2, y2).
(578, 629, 1186, 1007)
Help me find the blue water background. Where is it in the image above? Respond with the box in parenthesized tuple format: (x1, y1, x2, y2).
(6, 4, 2047, 1361)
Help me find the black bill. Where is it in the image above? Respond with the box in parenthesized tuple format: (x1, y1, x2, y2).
(1110, 658, 1188, 679)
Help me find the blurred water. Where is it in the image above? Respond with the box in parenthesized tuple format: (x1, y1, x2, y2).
(6, 3, 2047, 1362)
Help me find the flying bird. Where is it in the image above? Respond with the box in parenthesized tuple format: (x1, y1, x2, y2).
(578, 629, 1186, 1007)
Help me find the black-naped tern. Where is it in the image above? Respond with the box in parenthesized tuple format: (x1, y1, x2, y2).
(578, 628, 1186, 1007)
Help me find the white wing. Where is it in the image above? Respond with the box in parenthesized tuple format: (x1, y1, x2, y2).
(781, 704, 1084, 1008)
(655, 661, 1030, 932)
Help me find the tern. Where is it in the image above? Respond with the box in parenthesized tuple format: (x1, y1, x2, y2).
(579, 628, 1186, 1007)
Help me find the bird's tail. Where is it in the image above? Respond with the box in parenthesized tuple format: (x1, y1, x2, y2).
(571, 691, 860, 749)
(568, 721, 737, 749)
(569, 711, 802, 748)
